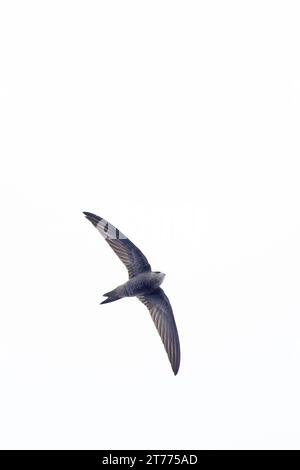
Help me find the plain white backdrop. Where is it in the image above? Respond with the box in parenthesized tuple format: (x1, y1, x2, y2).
(1, 1, 300, 450)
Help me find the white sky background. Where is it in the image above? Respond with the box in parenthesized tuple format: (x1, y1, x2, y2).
(0, 1, 300, 450)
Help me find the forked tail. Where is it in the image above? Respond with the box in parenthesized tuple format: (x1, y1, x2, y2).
(100, 287, 122, 305)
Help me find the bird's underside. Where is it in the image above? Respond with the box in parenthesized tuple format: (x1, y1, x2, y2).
(83, 211, 181, 375)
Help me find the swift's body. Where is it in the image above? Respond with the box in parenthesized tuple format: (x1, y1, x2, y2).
(83, 211, 181, 375)
(103, 271, 166, 301)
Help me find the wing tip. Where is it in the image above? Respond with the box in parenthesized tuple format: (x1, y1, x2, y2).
(172, 361, 180, 376)
(83, 211, 103, 227)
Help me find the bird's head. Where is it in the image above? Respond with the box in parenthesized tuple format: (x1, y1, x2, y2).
(153, 271, 166, 283)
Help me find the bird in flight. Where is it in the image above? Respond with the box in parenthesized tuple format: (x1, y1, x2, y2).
(83, 211, 180, 375)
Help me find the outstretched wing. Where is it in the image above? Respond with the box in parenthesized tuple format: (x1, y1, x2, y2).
(138, 288, 180, 375)
(83, 212, 151, 278)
